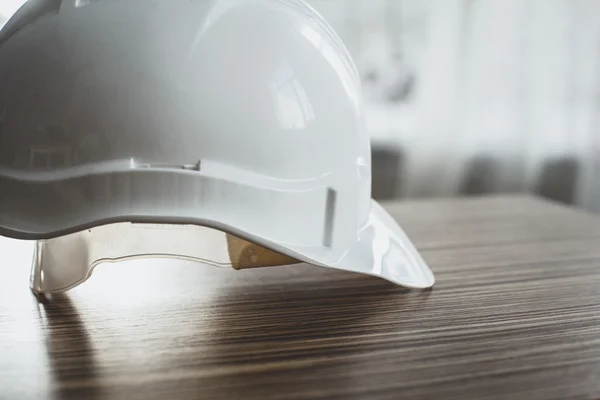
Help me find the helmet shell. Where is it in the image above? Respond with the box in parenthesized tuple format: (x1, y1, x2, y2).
(0, 0, 370, 249)
(0, 0, 435, 292)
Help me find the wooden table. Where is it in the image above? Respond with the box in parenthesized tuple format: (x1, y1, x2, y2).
(2, 195, 600, 400)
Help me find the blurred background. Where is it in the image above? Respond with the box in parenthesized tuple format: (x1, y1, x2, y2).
(305, 0, 600, 212)
(2, 0, 600, 212)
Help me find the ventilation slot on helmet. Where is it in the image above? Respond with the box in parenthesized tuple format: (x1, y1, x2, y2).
(134, 161, 201, 172)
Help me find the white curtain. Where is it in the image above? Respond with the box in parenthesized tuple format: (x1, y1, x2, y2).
(309, 0, 600, 211)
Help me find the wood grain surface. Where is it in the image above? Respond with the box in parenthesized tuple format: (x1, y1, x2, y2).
(2, 195, 600, 400)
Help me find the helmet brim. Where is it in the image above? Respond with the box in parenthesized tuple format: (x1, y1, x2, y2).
(320, 200, 435, 289)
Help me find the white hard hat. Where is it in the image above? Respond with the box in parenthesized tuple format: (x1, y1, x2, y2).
(0, 0, 435, 294)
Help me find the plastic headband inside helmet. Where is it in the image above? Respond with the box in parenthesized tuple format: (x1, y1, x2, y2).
(30, 223, 301, 294)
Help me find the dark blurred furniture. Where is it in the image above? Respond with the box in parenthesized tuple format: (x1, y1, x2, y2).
(535, 156, 580, 205)
(2, 196, 600, 400)
(371, 143, 404, 200)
